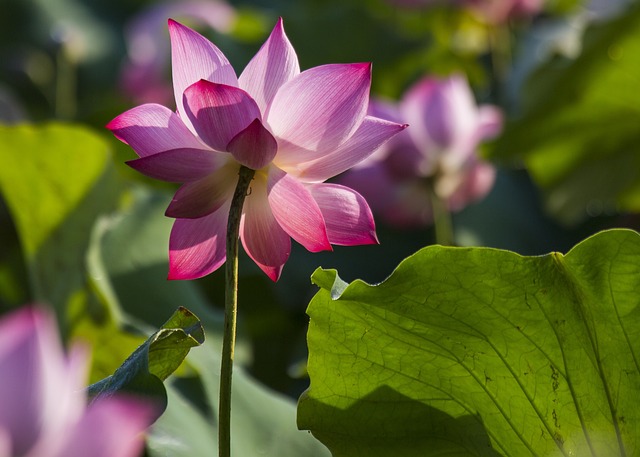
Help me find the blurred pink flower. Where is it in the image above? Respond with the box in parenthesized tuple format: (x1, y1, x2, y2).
(108, 19, 406, 281)
(389, 0, 543, 23)
(120, 0, 236, 105)
(0, 307, 153, 457)
(465, 0, 544, 24)
(340, 74, 502, 228)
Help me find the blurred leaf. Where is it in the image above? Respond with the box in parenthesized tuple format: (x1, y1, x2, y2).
(87, 306, 205, 419)
(299, 229, 640, 456)
(0, 123, 121, 325)
(491, 4, 640, 225)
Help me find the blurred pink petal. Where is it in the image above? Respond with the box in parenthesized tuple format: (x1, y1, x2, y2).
(0, 307, 153, 457)
(239, 18, 300, 114)
(55, 397, 151, 457)
(309, 184, 378, 246)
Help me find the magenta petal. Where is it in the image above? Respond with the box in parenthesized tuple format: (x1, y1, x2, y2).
(166, 161, 238, 218)
(183, 80, 262, 152)
(168, 204, 230, 279)
(240, 176, 290, 281)
(267, 168, 331, 253)
(168, 19, 238, 130)
(268, 63, 371, 161)
(309, 183, 378, 246)
(127, 148, 223, 182)
(476, 105, 503, 141)
(107, 104, 205, 158)
(226, 118, 278, 170)
(289, 116, 407, 182)
(238, 18, 300, 113)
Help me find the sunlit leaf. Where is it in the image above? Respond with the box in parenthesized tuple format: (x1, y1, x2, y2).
(490, 4, 640, 225)
(87, 306, 205, 419)
(299, 229, 640, 457)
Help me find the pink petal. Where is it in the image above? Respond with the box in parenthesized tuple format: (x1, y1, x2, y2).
(267, 63, 371, 162)
(183, 80, 262, 152)
(168, 204, 230, 279)
(55, 397, 153, 457)
(168, 19, 238, 131)
(401, 75, 476, 153)
(287, 116, 407, 183)
(447, 160, 497, 212)
(240, 175, 291, 281)
(308, 183, 378, 246)
(267, 168, 331, 253)
(476, 105, 503, 141)
(166, 160, 238, 218)
(238, 18, 300, 114)
(226, 118, 278, 170)
(126, 148, 223, 182)
(107, 104, 205, 158)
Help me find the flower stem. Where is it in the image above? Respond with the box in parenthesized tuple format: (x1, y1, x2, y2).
(426, 178, 454, 246)
(220, 165, 255, 457)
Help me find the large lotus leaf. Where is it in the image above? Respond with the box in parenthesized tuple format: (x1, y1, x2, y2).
(298, 229, 640, 456)
(0, 123, 121, 324)
(490, 4, 640, 225)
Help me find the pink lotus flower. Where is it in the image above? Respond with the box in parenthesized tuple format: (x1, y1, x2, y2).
(108, 19, 406, 281)
(0, 307, 153, 457)
(339, 74, 502, 228)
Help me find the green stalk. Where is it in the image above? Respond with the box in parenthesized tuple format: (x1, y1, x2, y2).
(219, 165, 255, 457)
(426, 178, 454, 246)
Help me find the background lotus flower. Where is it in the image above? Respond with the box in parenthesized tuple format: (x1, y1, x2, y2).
(339, 74, 502, 229)
(108, 18, 406, 281)
(0, 306, 153, 457)
(388, 0, 543, 23)
(465, 0, 544, 24)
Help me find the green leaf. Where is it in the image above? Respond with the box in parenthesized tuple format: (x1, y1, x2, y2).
(0, 123, 121, 323)
(88, 306, 205, 416)
(490, 5, 640, 225)
(298, 229, 640, 457)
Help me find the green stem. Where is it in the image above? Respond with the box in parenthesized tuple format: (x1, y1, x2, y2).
(219, 165, 255, 457)
(426, 178, 454, 246)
